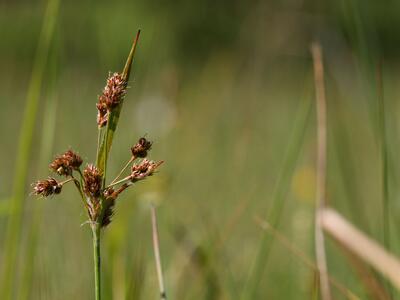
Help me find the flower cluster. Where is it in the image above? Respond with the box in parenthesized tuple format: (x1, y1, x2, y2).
(83, 164, 103, 199)
(32, 178, 62, 197)
(31, 32, 159, 300)
(131, 137, 152, 158)
(33, 135, 161, 227)
(49, 150, 83, 176)
(131, 159, 161, 182)
(96, 72, 127, 127)
(33, 36, 162, 231)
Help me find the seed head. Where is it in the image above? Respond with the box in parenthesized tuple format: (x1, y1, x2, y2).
(50, 150, 83, 176)
(101, 198, 115, 227)
(131, 137, 152, 158)
(130, 159, 162, 181)
(96, 99, 108, 128)
(33, 178, 62, 197)
(83, 164, 103, 198)
(96, 72, 127, 128)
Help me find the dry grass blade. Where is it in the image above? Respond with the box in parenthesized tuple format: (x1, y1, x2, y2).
(151, 205, 167, 300)
(311, 42, 331, 300)
(254, 216, 360, 300)
(337, 243, 390, 300)
(321, 208, 400, 290)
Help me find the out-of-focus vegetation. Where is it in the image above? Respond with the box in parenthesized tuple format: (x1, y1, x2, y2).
(2, 0, 400, 299)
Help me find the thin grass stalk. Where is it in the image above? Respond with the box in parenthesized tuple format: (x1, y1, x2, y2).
(151, 204, 167, 300)
(241, 86, 312, 300)
(0, 0, 60, 297)
(110, 156, 135, 185)
(92, 225, 101, 300)
(19, 46, 59, 300)
(376, 61, 394, 299)
(311, 42, 331, 300)
(376, 62, 390, 249)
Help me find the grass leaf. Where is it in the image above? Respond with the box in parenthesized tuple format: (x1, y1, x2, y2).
(0, 0, 60, 297)
(96, 30, 141, 179)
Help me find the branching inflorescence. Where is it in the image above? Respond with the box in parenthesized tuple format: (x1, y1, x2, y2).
(32, 30, 161, 300)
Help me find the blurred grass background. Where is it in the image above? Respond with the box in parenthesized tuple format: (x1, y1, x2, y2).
(1, 0, 400, 299)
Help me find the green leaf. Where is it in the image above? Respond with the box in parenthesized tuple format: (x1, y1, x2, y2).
(0, 199, 10, 216)
(96, 30, 141, 181)
(1, 0, 60, 296)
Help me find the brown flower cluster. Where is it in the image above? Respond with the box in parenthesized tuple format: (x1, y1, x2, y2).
(33, 137, 162, 228)
(83, 164, 103, 199)
(49, 150, 83, 176)
(33, 178, 62, 197)
(131, 137, 152, 158)
(96, 72, 127, 127)
(33, 149, 82, 197)
(33, 44, 163, 230)
(130, 159, 162, 182)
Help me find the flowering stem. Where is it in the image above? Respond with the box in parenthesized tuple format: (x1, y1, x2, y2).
(106, 175, 132, 189)
(151, 204, 167, 300)
(96, 128, 102, 161)
(92, 224, 101, 300)
(60, 178, 74, 185)
(110, 156, 135, 185)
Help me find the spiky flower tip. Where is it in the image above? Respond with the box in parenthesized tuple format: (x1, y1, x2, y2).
(83, 164, 103, 198)
(96, 72, 127, 127)
(50, 150, 83, 176)
(130, 159, 163, 182)
(33, 178, 62, 197)
(131, 137, 152, 158)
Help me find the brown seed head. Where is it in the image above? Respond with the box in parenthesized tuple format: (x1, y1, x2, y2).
(130, 159, 162, 181)
(96, 99, 108, 128)
(33, 178, 62, 197)
(83, 164, 103, 198)
(96, 72, 127, 127)
(101, 198, 115, 227)
(101, 72, 127, 109)
(50, 150, 83, 176)
(131, 137, 152, 158)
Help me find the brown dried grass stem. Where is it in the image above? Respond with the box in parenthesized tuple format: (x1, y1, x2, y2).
(311, 42, 331, 300)
(321, 208, 400, 291)
(151, 204, 167, 300)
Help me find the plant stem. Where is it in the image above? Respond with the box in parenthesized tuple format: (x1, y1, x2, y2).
(106, 175, 132, 189)
(151, 204, 167, 300)
(92, 225, 101, 300)
(110, 156, 135, 185)
(311, 42, 331, 300)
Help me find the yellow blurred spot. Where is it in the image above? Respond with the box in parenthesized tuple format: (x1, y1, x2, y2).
(291, 166, 316, 204)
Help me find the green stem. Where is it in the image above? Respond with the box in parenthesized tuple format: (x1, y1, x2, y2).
(106, 175, 131, 189)
(110, 156, 135, 185)
(92, 225, 101, 300)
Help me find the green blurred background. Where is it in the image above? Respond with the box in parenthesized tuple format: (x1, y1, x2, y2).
(1, 0, 400, 299)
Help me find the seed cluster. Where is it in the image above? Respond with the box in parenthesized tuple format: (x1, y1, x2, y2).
(33, 178, 62, 197)
(131, 159, 161, 181)
(49, 150, 83, 176)
(83, 164, 103, 199)
(96, 72, 127, 127)
(33, 69, 162, 229)
(131, 137, 152, 158)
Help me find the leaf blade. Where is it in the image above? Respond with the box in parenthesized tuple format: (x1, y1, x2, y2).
(96, 30, 141, 178)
